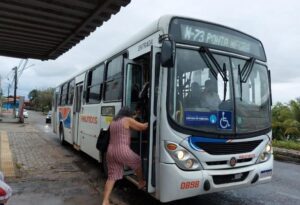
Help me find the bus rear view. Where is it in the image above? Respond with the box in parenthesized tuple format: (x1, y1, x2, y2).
(158, 17, 272, 202)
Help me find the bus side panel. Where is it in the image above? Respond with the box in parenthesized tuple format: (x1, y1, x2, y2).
(78, 103, 101, 160)
(58, 106, 73, 144)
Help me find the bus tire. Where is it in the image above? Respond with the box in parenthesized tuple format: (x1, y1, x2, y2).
(59, 125, 65, 145)
(100, 151, 108, 178)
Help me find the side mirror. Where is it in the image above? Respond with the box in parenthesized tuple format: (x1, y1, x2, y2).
(268, 70, 272, 106)
(161, 40, 175, 68)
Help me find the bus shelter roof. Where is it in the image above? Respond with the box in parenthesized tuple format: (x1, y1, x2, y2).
(0, 0, 130, 60)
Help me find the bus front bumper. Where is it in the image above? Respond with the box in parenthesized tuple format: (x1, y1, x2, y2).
(158, 155, 273, 203)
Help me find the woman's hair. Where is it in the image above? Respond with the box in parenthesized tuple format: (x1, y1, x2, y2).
(113, 106, 133, 121)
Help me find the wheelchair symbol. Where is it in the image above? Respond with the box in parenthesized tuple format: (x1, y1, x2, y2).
(220, 112, 231, 129)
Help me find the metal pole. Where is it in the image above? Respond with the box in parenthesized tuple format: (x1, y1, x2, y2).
(12, 66, 17, 115)
(7, 84, 10, 110)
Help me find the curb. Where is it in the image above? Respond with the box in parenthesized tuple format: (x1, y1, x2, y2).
(0, 131, 16, 177)
(273, 147, 300, 164)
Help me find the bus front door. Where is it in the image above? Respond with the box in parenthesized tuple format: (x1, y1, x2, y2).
(124, 59, 143, 157)
(123, 48, 160, 194)
(123, 59, 147, 181)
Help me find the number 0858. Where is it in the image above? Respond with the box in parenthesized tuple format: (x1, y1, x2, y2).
(180, 180, 200, 190)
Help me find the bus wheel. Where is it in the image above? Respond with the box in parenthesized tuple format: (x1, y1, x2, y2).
(59, 126, 65, 145)
(100, 152, 108, 178)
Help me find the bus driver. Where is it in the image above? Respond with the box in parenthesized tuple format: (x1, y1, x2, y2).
(201, 79, 221, 110)
(183, 82, 201, 108)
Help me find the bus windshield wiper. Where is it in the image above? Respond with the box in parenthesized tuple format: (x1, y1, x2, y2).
(199, 47, 228, 101)
(222, 63, 228, 101)
(238, 57, 256, 101)
(199, 47, 228, 82)
(199, 47, 217, 79)
(240, 57, 255, 83)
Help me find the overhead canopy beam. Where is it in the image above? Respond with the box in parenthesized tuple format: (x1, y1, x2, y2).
(0, 0, 131, 60)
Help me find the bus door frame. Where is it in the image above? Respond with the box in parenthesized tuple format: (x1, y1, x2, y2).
(73, 82, 83, 146)
(123, 48, 160, 194)
(52, 88, 59, 133)
(123, 59, 143, 111)
(123, 59, 144, 173)
(147, 46, 161, 193)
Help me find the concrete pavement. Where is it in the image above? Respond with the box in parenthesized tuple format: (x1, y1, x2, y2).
(0, 119, 103, 205)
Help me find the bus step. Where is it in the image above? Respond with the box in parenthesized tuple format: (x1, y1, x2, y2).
(125, 175, 139, 186)
(73, 144, 80, 151)
(124, 169, 134, 175)
(125, 174, 148, 191)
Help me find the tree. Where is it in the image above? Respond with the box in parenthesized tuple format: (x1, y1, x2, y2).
(28, 88, 54, 111)
(28, 89, 38, 108)
(289, 98, 300, 122)
(272, 100, 300, 140)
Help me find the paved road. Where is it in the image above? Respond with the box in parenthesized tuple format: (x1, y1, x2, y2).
(9, 111, 300, 205)
(2, 112, 103, 205)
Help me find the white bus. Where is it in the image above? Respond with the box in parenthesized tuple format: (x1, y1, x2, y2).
(52, 15, 273, 202)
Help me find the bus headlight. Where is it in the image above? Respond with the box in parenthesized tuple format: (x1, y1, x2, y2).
(165, 142, 202, 170)
(256, 142, 273, 163)
(175, 150, 186, 160)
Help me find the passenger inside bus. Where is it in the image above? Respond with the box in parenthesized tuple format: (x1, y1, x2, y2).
(183, 82, 202, 108)
(138, 81, 150, 119)
(131, 83, 140, 102)
(133, 103, 143, 122)
(201, 79, 221, 110)
(131, 103, 143, 154)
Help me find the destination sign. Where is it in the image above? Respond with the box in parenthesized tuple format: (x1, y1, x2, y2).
(170, 18, 266, 61)
(181, 24, 251, 53)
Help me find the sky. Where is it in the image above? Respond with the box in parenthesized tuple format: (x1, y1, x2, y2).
(0, 0, 299, 103)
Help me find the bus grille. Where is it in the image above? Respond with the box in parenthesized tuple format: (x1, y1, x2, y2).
(206, 157, 253, 166)
(213, 172, 249, 185)
(194, 140, 262, 155)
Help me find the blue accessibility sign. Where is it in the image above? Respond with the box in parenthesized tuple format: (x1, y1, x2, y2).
(218, 111, 232, 130)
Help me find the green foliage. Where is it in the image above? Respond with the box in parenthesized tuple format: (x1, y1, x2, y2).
(28, 88, 54, 112)
(273, 139, 300, 151)
(290, 98, 300, 122)
(272, 99, 300, 140)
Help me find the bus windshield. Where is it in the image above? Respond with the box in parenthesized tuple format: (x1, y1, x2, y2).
(167, 48, 271, 135)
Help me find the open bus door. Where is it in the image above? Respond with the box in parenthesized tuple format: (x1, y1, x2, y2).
(123, 59, 144, 175)
(123, 58, 151, 185)
(123, 48, 160, 194)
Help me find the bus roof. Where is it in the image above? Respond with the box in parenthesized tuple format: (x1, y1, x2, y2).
(90, 14, 265, 67)
(57, 15, 265, 86)
(56, 15, 171, 86)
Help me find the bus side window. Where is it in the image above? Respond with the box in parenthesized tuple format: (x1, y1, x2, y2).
(58, 87, 62, 106)
(68, 79, 75, 105)
(104, 56, 123, 101)
(61, 83, 69, 106)
(86, 64, 104, 104)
